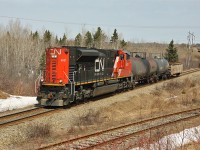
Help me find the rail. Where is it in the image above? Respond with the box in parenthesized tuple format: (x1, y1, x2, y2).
(38, 107, 200, 149)
(0, 107, 61, 129)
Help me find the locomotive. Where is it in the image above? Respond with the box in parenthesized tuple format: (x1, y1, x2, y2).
(37, 46, 172, 107)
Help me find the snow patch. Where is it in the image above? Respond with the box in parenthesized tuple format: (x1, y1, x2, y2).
(0, 95, 38, 112)
(132, 125, 200, 150)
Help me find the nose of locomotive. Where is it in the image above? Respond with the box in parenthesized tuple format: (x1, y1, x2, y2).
(45, 48, 70, 84)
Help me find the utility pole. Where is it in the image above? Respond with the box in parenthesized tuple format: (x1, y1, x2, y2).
(186, 31, 195, 68)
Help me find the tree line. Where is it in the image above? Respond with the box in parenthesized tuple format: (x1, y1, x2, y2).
(0, 20, 127, 95)
(0, 20, 181, 96)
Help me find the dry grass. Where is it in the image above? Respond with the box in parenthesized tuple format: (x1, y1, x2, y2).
(0, 90, 10, 99)
(1, 72, 200, 150)
(12, 123, 52, 149)
(0, 75, 35, 96)
(16, 75, 200, 149)
(26, 123, 51, 139)
(101, 76, 200, 124)
(66, 109, 110, 135)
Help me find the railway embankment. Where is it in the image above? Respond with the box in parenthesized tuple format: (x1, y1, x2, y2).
(0, 71, 200, 149)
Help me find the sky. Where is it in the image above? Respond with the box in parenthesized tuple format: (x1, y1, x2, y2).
(0, 0, 200, 43)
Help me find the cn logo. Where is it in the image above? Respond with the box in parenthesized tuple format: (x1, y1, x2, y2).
(95, 58, 105, 72)
(50, 49, 62, 55)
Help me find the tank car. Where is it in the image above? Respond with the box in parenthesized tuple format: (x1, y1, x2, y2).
(130, 52, 168, 83)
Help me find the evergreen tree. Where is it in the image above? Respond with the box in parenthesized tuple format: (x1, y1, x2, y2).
(93, 27, 103, 48)
(43, 30, 51, 47)
(43, 30, 51, 42)
(84, 31, 93, 47)
(75, 33, 82, 46)
(39, 51, 46, 71)
(165, 40, 178, 62)
(120, 39, 127, 49)
(59, 34, 67, 45)
(55, 36, 59, 44)
(110, 29, 119, 48)
(62, 34, 67, 45)
(32, 31, 39, 40)
(110, 29, 118, 43)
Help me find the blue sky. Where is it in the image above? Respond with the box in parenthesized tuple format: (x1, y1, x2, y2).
(0, 0, 199, 43)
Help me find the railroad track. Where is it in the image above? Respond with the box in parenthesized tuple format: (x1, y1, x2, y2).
(38, 107, 200, 150)
(181, 68, 200, 76)
(0, 68, 198, 128)
(0, 107, 61, 129)
(0, 68, 199, 136)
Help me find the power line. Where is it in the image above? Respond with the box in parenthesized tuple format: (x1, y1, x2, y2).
(1, 15, 200, 29)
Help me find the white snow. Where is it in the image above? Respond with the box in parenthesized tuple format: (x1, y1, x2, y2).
(132, 125, 200, 150)
(0, 95, 37, 112)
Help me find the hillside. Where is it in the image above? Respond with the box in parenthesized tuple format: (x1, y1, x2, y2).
(0, 71, 200, 149)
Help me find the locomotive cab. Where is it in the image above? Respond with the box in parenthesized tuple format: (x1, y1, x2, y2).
(37, 47, 71, 106)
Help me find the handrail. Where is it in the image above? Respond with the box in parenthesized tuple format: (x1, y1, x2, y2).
(72, 71, 77, 95)
(63, 71, 73, 95)
(63, 71, 71, 83)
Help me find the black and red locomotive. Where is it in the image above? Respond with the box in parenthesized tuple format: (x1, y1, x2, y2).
(37, 46, 181, 107)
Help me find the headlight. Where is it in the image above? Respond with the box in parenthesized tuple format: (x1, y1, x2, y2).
(51, 54, 57, 58)
(59, 80, 63, 83)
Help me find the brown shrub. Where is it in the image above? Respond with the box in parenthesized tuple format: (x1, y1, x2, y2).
(151, 98, 165, 109)
(76, 109, 103, 126)
(192, 98, 200, 104)
(150, 90, 162, 97)
(181, 94, 192, 106)
(26, 123, 51, 139)
(181, 89, 186, 94)
(0, 75, 35, 96)
(163, 80, 183, 92)
(0, 90, 10, 99)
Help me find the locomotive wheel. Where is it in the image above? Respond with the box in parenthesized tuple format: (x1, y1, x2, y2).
(154, 76, 158, 83)
(129, 83, 135, 90)
(75, 99, 79, 105)
(81, 94, 86, 103)
(162, 75, 167, 80)
(63, 102, 71, 109)
(146, 79, 150, 84)
(176, 73, 180, 76)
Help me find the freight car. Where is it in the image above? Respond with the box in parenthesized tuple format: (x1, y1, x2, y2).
(169, 63, 183, 76)
(36, 46, 178, 107)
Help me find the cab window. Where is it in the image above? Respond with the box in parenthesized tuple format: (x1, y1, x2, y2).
(120, 54, 124, 60)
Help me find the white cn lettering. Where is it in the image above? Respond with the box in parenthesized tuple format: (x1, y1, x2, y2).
(51, 49, 62, 55)
(95, 58, 105, 72)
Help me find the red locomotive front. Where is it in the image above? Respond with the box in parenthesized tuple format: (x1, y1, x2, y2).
(44, 47, 69, 84)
